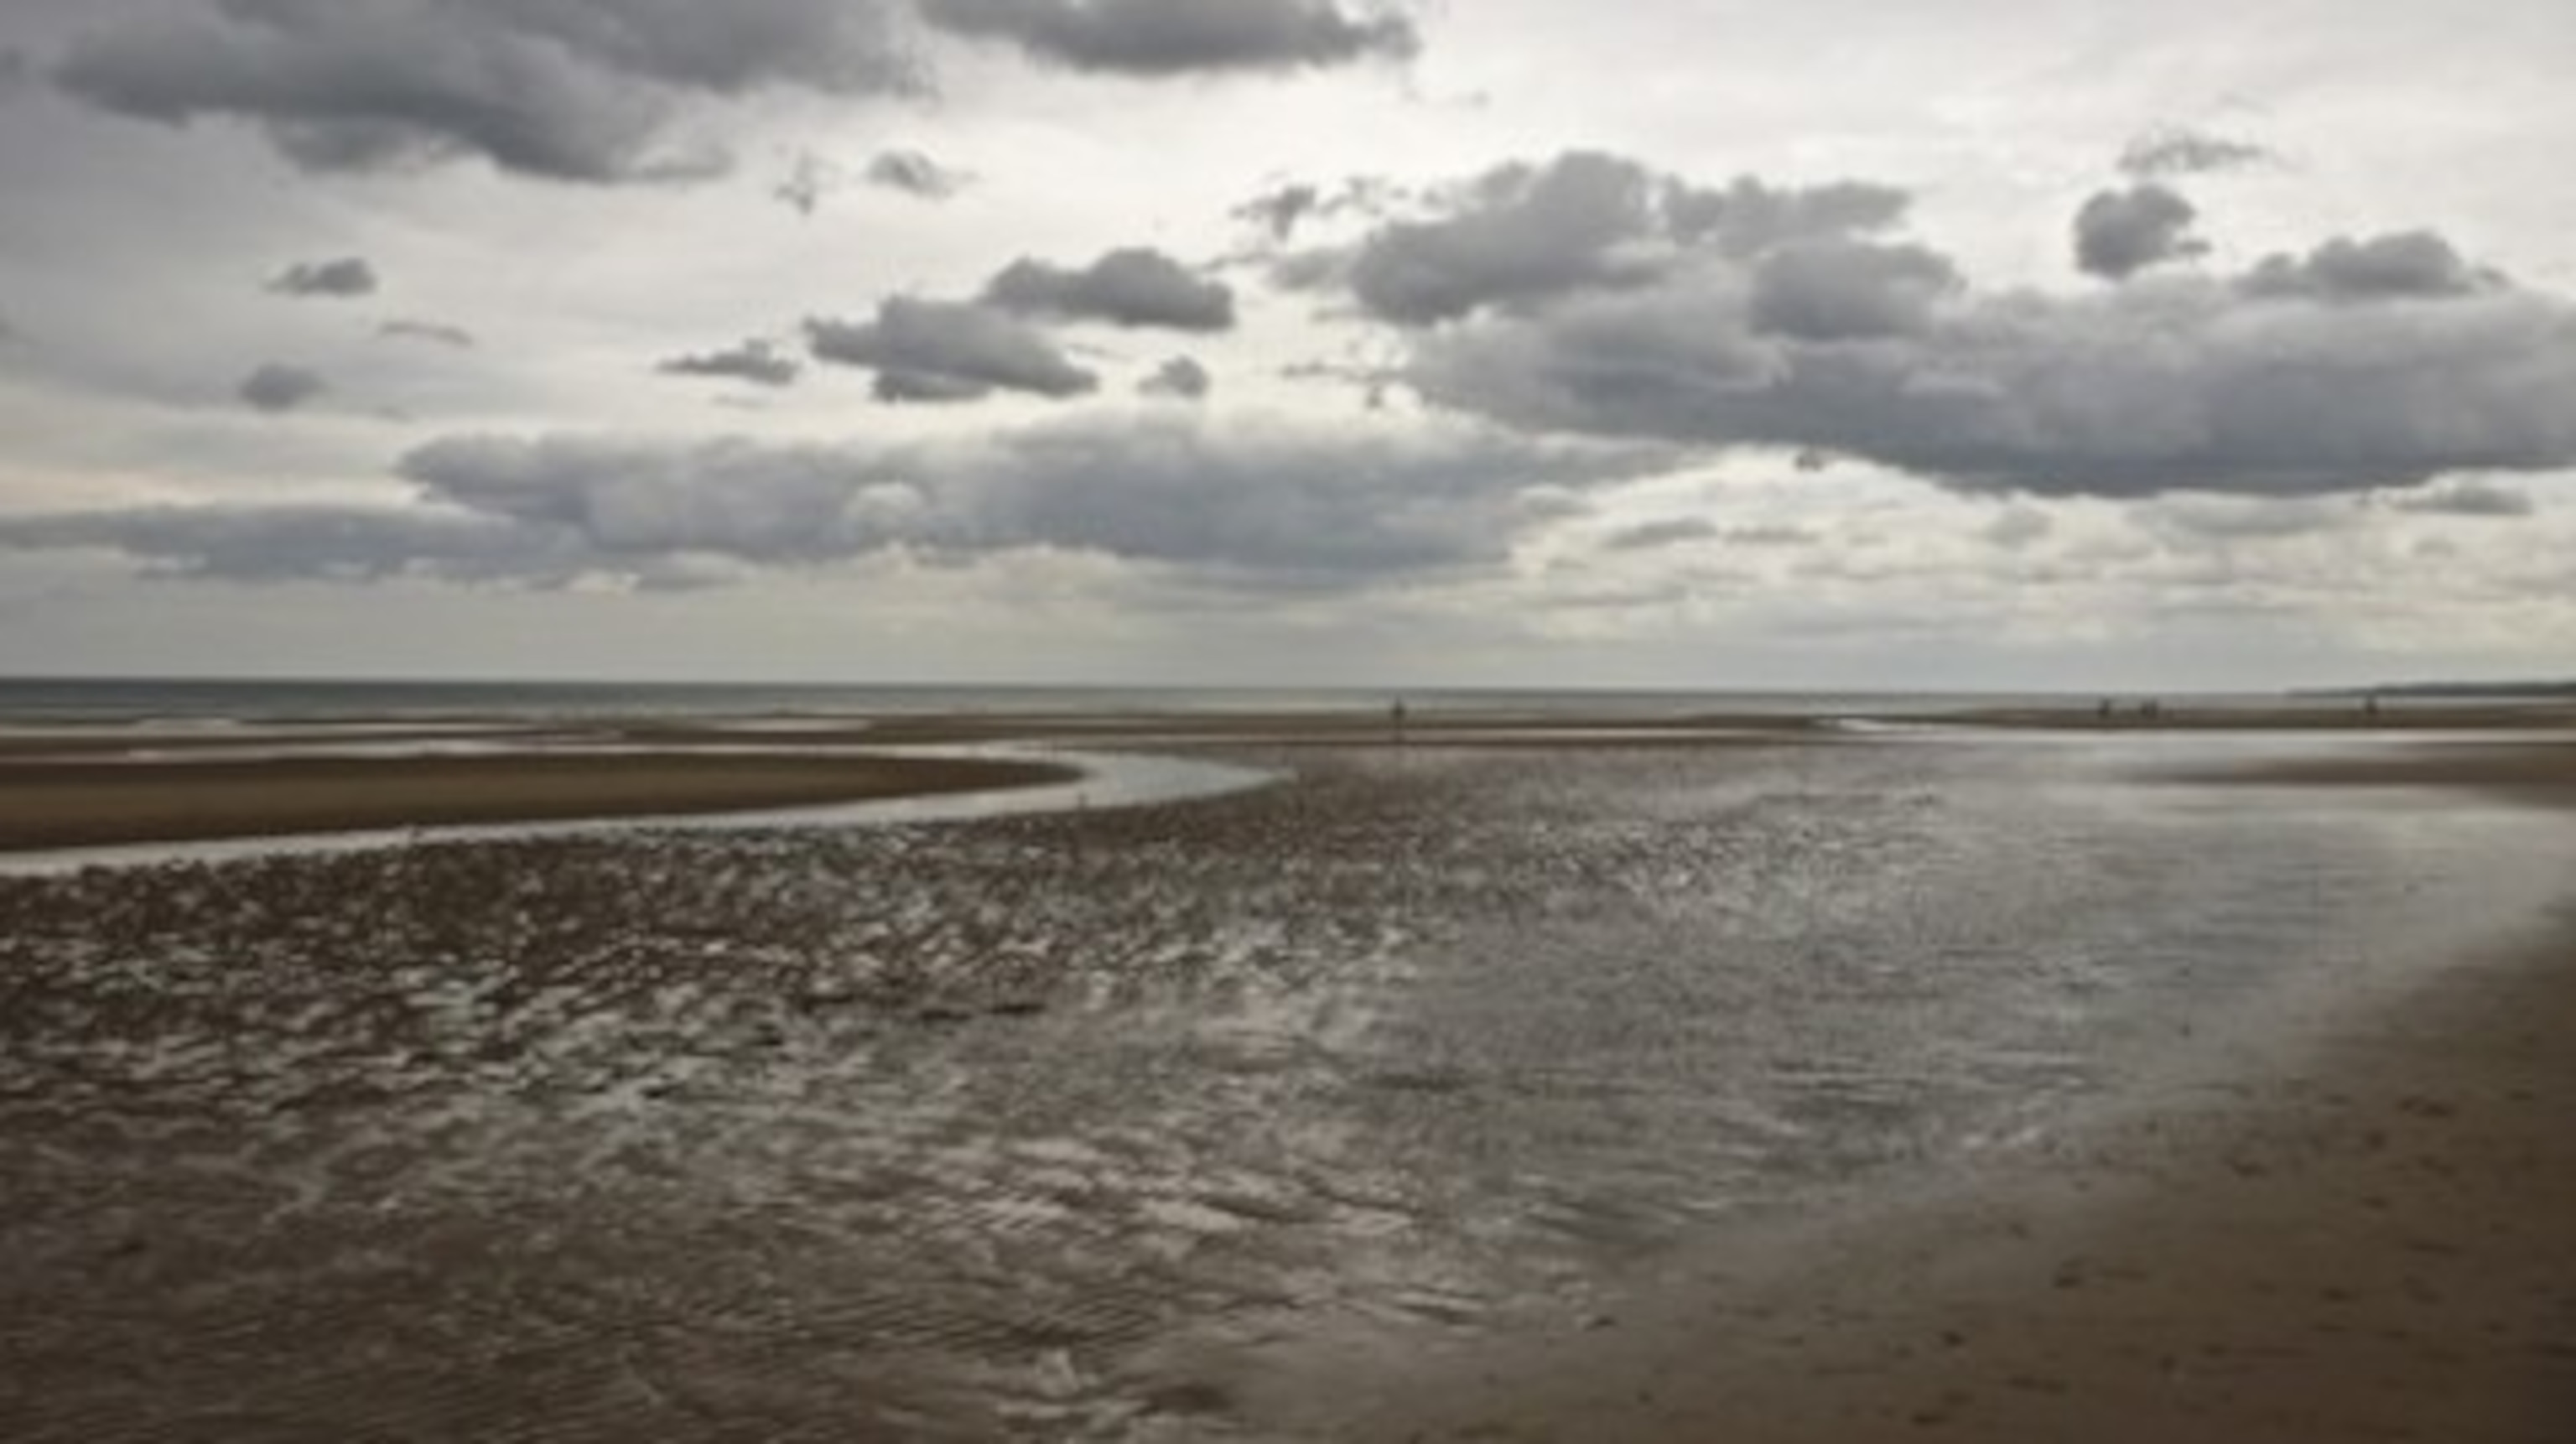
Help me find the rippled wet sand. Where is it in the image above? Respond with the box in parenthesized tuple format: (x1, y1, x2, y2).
(1, 738, 2557, 1440)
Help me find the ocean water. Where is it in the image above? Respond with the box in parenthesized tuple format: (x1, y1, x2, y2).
(0, 674, 2121, 726)
(1, 730, 2564, 1440)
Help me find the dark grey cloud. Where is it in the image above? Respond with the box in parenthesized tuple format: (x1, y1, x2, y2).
(984, 247, 1235, 331)
(806, 298, 1098, 402)
(2380, 479, 2535, 517)
(0, 416, 1646, 590)
(918, 0, 1417, 75)
(1342, 153, 1666, 325)
(866, 148, 969, 200)
(1322, 153, 1909, 326)
(266, 256, 377, 299)
(2117, 127, 2274, 179)
(2074, 184, 2206, 279)
(1325, 156, 2576, 500)
(55, 0, 916, 182)
(1748, 240, 1958, 340)
(2241, 231, 2499, 302)
(1140, 355, 1212, 399)
(658, 338, 801, 387)
(238, 361, 326, 413)
(1409, 262, 2576, 498)
(378, 319, 477, 348)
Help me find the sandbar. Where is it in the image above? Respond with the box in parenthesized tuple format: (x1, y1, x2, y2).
(0, 751, 1078, 851)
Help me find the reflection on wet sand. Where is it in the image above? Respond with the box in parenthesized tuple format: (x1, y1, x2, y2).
(2, 733, 2568, 1440)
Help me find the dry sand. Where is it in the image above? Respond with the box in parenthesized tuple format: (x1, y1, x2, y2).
(1276, 761, 2576, 1443)
(0, 751, 1077, 850)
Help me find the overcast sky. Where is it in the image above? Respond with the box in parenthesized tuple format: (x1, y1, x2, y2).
(3, 0, 2573, 691)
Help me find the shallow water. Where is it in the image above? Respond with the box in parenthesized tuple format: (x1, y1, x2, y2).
(0, 735, 2563, 1440)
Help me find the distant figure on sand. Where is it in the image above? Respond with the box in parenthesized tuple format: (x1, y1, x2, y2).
(1390, 698, 1409, 744)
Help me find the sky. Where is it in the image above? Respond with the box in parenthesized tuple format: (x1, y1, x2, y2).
(2, 0, 2573, 691)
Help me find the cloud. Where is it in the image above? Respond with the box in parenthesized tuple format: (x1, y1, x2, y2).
(1233, 175, 1405, 245)
(1318, 152, 1909, 325)
(2142, 496, 2351, 541)
(0, 415, 1649, 590)
(378, 319, 477, 348)
(1601, 517, 1716, 552)
(0, 504, 549, 584)
(658, 338, 802, 387)
(984, 247, 1235, 330)
(2240, 231, 2499, 302)
(238, 361, 327, 413)
(266, 256, 377, 298)
(866, 148, 969, 200)
(917, 0, 1417, 75)
(1238, 182, 1322, 242)
(2073, 184, 2206, 279)
(772, 151, 839, 215)
(805, 298, 1098, 401)
(2117, 127, 2274, 179)
(55, 0, 916, 182)
(1414, 267, 2576, 498)
(2379, 479, 2535, 518)
(1323, 154, 2576, 500)
(1748, 240, 1958, 340)
(1140, 355, 1212, 398)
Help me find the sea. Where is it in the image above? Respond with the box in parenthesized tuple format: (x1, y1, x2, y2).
(0, 673, 2267, 727)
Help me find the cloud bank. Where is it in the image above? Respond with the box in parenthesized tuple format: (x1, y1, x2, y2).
(1296, 152, 2576, 500)
(56, 0, 917, 181)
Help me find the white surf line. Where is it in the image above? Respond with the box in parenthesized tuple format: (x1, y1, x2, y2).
(0, 745, 1285, 878)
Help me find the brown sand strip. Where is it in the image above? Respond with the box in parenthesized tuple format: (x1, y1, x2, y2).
(0, 752, 1078, 851)
(2190, 741, 2576, 797)
(1947, 703, 2576, 731)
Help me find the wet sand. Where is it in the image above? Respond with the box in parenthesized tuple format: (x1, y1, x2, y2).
(1285, 767, 2576, 1441)
(0, 751, 1078, 850)
(3, 715, 2574, 1441)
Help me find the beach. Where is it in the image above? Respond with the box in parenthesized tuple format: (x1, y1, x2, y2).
(1284, 844, 2576, 1442)
(1, 704, 2572, 1441)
